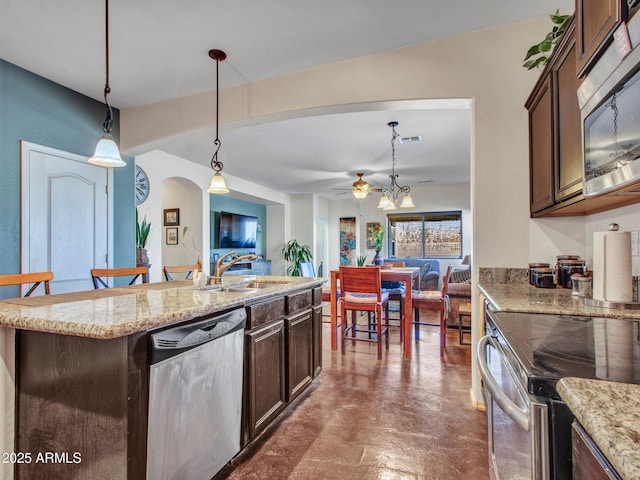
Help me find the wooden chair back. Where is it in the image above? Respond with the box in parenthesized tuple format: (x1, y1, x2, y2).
(0, 271, 54, 296)
(91, 267, 149, 289)
(163, 265, 196, 281)
(339, 266, 382, 298)
(441, 264, 452, 296)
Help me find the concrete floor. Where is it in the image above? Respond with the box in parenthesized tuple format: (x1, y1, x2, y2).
(227, 315, 489, 480)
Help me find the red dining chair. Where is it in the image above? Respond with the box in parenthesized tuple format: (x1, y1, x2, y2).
(412, 264, 452, 357)
(339, 266, 390, 360)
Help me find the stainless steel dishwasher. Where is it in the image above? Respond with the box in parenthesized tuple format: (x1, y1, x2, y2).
(146, 307, 246, 480)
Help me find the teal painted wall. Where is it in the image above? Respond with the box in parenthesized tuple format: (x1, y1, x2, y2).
(209, 196, 267, 261)
(0, 59, 135, 297)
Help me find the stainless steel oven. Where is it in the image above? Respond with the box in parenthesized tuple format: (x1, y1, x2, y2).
(478, 314, 549, 480)
(478, 305, 640, 480)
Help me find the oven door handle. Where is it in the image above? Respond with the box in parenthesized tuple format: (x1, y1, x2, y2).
(477, 335, 530, 431)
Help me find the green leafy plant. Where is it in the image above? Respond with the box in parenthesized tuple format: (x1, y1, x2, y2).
(368, 224, 385, 251)
(357, 255, 368, 267)
(136, 208, 151, 249)
(523, 11, 571, 70)
(282, 239, 312, 276)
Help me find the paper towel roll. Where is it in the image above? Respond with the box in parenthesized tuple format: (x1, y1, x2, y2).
(593, 231, 633, 303)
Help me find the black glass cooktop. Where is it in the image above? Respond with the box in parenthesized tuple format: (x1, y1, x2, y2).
(488, 311, 640, 399)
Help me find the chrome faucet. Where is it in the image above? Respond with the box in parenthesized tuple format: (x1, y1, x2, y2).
(211, 251, 258, 284)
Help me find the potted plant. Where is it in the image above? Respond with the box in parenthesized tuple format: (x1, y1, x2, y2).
(522, 10, 571, 70)
(368, 224, 385, 266)
(282, 239, 312, 276)
(357, 255, 368, 267)
(136, 208, 151, 266)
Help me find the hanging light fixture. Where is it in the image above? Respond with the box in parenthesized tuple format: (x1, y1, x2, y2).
(88, 0, 125, 168)
(376, 121, 415, 210)
(351, 172, 371, 200)
(206, 49, 230, 194)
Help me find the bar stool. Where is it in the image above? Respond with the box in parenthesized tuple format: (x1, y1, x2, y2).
(163, 264, 196, 281)
(340, 266, 390, 360)
(0, 271, 54, 296)
(91, 267, 149, 289)
(411, 264, 452, 357)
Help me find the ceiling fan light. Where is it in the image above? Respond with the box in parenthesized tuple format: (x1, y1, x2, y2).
(207, 171, 230, 194)
(400, 193, 415, 208)
(88, 134, 126, 167)
(352, 188, 368, 200)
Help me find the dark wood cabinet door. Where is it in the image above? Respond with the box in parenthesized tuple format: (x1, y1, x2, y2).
(528, 74, 555, 213)
(312, 305, 322, 378)
(572, 421, 621, 479)
(286, 309, 313, 402)
(553, 20, 584, 202)
(243, 319, 286, 445)
(576, 0, 626, 77)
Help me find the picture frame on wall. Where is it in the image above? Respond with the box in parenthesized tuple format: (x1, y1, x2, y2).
(366, 222, 382, 249)
(166, 227, 178, 245)
(164, 208, 180, 226)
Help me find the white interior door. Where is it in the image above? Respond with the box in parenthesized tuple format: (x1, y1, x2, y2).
(21, 141, 110, 294)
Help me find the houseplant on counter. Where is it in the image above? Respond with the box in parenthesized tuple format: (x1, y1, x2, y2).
(368, 224, 385, 266)
(282, 239, 312, 276)
(136, 208, 151, 267)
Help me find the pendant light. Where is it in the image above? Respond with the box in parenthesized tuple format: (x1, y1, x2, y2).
(376, 121, 414, 209)
(206, 49, 230, 194)
(88, 0, 125, 168)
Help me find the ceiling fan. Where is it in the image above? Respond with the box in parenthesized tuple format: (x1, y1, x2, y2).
(332, 172, 382, 197)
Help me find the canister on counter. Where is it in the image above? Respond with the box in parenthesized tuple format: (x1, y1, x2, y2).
(557, 259, 586, 288)
(532, 267, 556, 289)
(577, 275, 592, 298)
(528, 263, 551, 285)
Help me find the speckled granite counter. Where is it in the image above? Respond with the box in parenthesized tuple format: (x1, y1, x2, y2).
(558, 377, 640, 480)
(0, 275, 325, 339)
(478, 282, 640, 319)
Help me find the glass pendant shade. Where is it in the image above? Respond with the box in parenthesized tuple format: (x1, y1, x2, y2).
(352, 188, 368, 200)
(383, 202, 397, 211)
(207, 171, 230, 194)
(88, 134, 126, 167)
(400, 194, 415, 208)
(377, 195, 396, 210)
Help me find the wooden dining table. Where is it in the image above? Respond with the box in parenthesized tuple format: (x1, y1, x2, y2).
(329, 266, 420, 359)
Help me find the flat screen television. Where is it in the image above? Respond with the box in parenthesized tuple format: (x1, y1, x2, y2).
(217, 211, 258, 248)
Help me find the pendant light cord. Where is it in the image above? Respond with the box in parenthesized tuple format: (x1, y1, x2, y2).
(102, 0, 114, 134)
(211, 54, 223, 173)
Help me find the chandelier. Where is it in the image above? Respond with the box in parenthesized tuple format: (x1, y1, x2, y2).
(377, 122, 415, 210)
(206, 49, 230, 194)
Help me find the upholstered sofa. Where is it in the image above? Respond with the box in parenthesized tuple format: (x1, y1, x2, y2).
(384, 257, 440, 291)
(446, 268, 471, 326)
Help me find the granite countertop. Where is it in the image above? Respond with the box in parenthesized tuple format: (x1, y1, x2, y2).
(558, 377, 640, 480)
(478, 282, 640, 319)
(0, 275, 325, 339)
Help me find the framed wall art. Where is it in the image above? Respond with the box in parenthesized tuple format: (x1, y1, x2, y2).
(339, 217, 356, 265)
(166, 227, 178, 245)
(164, 208, 180, 226)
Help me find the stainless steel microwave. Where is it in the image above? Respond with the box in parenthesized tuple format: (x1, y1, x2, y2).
(579, 14, 640, 196)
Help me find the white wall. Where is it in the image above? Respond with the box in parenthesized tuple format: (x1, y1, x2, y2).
(136, 150, 289, 282)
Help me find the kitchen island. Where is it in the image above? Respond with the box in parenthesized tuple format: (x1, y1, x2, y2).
(0, 275, 325, 480)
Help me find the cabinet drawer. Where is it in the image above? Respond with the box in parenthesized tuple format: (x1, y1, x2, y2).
(285, 289, 312, 313)
(311, 286, 323, 306)
(245, 297, 285, 329)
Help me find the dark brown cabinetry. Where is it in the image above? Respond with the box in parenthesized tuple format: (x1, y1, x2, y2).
(285, 309, 313, 401)
(576, 0, 626, 78)
(312, 304, 323, 377)
(243, 319, 286, 444)
(242, 287, 320, 445)
(527, 18, 583, 216)
(572, 421, 621, 479)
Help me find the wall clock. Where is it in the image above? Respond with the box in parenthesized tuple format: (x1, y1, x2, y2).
(135, 165, 150, 205)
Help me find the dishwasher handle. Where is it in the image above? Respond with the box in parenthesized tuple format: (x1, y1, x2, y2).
(150, 308, 246, 364)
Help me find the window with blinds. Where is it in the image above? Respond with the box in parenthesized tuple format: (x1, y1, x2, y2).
(387, 211, 462, 258)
